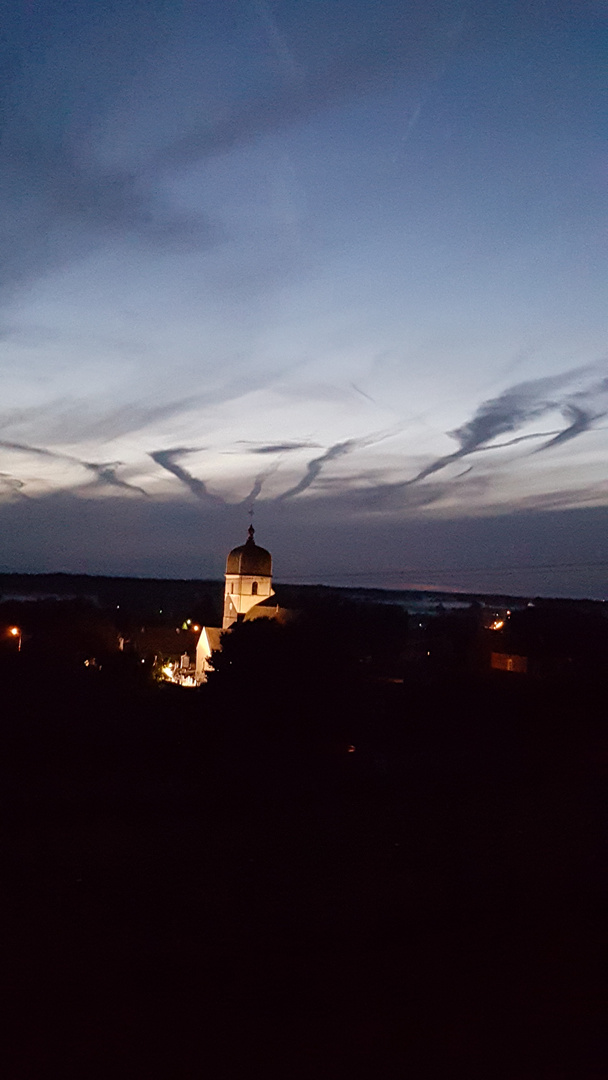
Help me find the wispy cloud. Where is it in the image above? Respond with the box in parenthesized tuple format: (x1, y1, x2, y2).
(277, 429, 400, 501)
(0, 1, 458, 302)
(252, 0, 304, 88)
(242, 441, 321, 454)
(0, 473, 28, 498)
(534, 404, 593, 452)
(81, 462, 148, 497)
(154, 4, 457, 173)
(0, 8, 223, 302)
(360, 466, 492, 514)
(277, 440, 359, 501)
(0, 439, 147, 496)
(481, 430, 561, 451)
(350, 383, 378, 405)
(0, 391, 249, 447)
(535, 376, 608, 452)
(1, 167, 222, 300)
(149, 449, 225, 506)
(238, 461, 282, 511)
(0, 440, 58, 460)
(403, 365, 607, 486)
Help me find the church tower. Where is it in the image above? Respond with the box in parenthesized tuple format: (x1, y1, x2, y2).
(223, 525, 273, 629)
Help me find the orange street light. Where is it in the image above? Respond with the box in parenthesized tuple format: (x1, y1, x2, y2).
(9, 626, 22, 651)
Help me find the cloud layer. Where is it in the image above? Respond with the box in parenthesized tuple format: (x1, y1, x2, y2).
(1, 488, 607, 600)
(0, 1, 604, 593)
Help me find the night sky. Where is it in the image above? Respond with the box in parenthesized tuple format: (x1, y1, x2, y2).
(0, 0, 606, 597)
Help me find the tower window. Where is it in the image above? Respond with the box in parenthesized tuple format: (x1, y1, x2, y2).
(251, 581, 258, 595)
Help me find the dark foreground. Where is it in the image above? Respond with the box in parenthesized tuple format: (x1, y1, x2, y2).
(0, 660, 604, 1078)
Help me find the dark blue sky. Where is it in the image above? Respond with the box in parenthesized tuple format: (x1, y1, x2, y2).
(0, 0, 606, 596)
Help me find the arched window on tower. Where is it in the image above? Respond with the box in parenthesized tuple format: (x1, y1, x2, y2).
(251, 581, 258, 595)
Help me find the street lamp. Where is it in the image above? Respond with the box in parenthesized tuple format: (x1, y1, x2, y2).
(9, 626, 22, 652)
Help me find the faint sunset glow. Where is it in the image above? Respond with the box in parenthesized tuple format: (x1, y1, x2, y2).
(0, 1, 605, 597)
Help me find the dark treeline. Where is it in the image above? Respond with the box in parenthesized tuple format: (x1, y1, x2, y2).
(1, 569, 573, 632)
(0, 597, 604, 1076)
(0, 572, 225, 630)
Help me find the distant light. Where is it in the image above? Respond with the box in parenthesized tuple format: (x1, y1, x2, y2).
(187, 619, 191, 625)
(347, 745, 355, 753)
(9, 627, 19, 637)
(193, 625, 200, 632)
(141, 659, 145, 663)
(489, 619, 504, 631)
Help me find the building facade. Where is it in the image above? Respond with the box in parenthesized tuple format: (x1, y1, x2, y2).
(222, 525, 273, 629)
(195, 526, 274, 683)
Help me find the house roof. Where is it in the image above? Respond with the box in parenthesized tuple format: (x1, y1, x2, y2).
(202, 626, 223, 652)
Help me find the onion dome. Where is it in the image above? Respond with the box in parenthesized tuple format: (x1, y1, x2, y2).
(226, 525, 272, 576)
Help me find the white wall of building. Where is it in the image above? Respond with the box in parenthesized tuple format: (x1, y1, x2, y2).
(223, 574, 273, 629)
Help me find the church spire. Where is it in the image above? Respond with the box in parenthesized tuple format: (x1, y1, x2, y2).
(223, 525, 273, 629)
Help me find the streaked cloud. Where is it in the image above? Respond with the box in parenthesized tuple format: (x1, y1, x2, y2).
(154, 2, 457, 172)
(0, 1, 604, 595)
(149, 449, 225, 506)
(243, 442, 321, 455)
(401, 365, 607, 487)
(238, 461, 282, 511)
(277, 429, 400, 501)
(0, 439, 147, 496)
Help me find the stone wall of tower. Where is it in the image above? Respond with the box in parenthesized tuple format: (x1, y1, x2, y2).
(223, 573, 273, 629)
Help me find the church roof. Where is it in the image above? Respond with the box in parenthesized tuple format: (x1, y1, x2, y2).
(201, 626, 223, 652)
(242, 586, 298, 624)
(226, 525, 272, 576)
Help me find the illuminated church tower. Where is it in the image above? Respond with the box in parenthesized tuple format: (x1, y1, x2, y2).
(222, 525, 273, 629)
